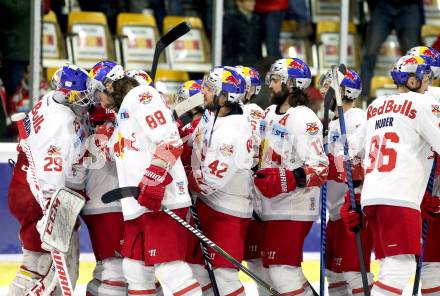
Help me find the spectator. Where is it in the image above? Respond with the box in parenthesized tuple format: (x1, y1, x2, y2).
(286, 0, 313, 37)
(359, 0, 423, 99)
(255, 0, 288, 59)
(77, 0, 125, 33)
(223, 0, 262, 66)
(432, 35, 440, 53)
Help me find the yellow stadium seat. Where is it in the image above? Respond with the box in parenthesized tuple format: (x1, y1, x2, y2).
(421, 25, 440, 47)
(155, 70, 190, 96)
(375, 32, 401, 74)
(311, 0, 360, 24)
(116, 13, 165, 70)
(162, 16, 212, 72)
(315, 21, 360, 72)
(42, 10, 68, 68)
(280, 21, 317, 75)
(370, 76, 397, 98)
(67, 11, 115, 68)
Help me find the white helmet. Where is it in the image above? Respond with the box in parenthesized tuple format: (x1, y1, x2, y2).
(126, 70, 153, 86)
(266, 58, 312, 90)
(202, 67, 246, 103)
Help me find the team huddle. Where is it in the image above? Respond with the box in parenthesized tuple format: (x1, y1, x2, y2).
(6, 45, 440, 296)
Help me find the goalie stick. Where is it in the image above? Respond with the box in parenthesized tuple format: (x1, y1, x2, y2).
(319, 82, 335, 296)
(102, 187, 281, 296)
(150, 21, 192, 82)
(412, 156, 436, 296)
(11, 112, 76, 296)
(331, 65, 370, 296)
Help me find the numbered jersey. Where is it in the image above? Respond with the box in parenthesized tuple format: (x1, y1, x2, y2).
(362, 92, 440, 210)
(191, 110, 254, 218)
(242, 103, 264, 168)
(110, 85, 191, 220)
(327, 107, 367, 220)
(25, 91, 89, 200)
(258, 105, 328, 221)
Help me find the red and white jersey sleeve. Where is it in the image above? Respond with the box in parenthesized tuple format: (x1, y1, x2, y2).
(242, 103, 264, 168)
(258, 105, 328, 221)
(362, 92, 440, 210)
(26, 92, 88, 200)
(110, 85, 191, 220)
(191, 112, 254, 218)
(326, 107, 367, 220)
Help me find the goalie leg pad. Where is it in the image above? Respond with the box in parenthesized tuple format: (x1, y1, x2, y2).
(371, 255, 416, 296)
(155, 260, 201, 296)
(122, 258, 157, 295)
(38, 188, 85, 253)
(64, 231, 80, 289)
(268, 265, 307, 296)
(246, 259, 271, 296)
(421, 262, 440, 295)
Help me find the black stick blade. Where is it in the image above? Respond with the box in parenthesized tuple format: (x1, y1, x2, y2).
(161, 21, 192, 47)
(101, 186, 140, 204)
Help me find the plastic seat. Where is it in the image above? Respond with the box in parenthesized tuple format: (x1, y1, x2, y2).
(154, 69, 190, 96)
(42, 11, 69, 68)
(370, 76, 397, 98)
(421, 25, 440, 47)
(163, 16, 212, 72)
(375, 31, 402, 76)
(116, 13, 165, 71)
(67, 11, 116, 69)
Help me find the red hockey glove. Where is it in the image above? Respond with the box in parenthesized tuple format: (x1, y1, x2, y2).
(421, 191, 440, 220)
(254, 168, 297, 198)
(340, 202, 362, 233)
(137, 165, 173, 211)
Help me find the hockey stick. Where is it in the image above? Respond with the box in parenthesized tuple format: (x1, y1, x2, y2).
(150, 21, 192, 82)
(319, 84, 335, 296)
(412, 156, 436, 296)
(189, 203, 220, 296)
(331, 65, 370, 296)
(102, 187, 281, 296)
(11, 112, 75, 296)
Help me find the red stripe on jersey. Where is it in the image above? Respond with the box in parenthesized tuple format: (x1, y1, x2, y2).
(374, 281, 402, 295)
(128, 289, 156, 295)
(422, 286, 440, 294)
(174, 282, 200, 296)
(225, 286, 245, 296)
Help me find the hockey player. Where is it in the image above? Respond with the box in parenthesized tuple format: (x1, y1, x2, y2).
(8, 65, 93, 295)
(185, 67, 254, 295)
(406, 46, 440, 295)
(319, 68, 374, 295)
(253, 58, 328, 295)
(230, 65, 271, 295)
(358, 55, 440, 295)
(81, 61, 129, 296)
(103, 76, 202, 296)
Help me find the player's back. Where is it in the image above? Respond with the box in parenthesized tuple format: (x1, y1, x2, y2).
(362, 91, 440, 210)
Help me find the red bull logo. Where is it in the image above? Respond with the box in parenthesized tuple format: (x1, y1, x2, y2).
(288, 59, 304, 70)
(422, 48, 436, 59)
(223, 71, 240, 87)
(47, 145, 61, 156)
(402, 56, 421, 66)
(114, 132, 140, 158)
(90, 64, 105, 78)
(432, 104, 440, 117)
(345, 69, 355, 81)
(306, 122, 319, 135)
(190, 81, 202, 90)
(138, 92, 153, 104)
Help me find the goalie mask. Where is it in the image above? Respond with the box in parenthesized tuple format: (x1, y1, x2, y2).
(53, 65, 95, 107)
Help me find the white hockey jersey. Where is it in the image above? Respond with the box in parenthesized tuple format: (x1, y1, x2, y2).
(362, 91, 440, 210)
(110, 85, 191, 220)
(426, 85, 440, 101)
(83, 121, 121, 215)
(327, 107, 367, 220)
(25, 91, 89, 200)
(242, 103, 264, 168)
(191, 109, 254, 218)
(257, 104, 328, 221)
(425, 86, 440, 197)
